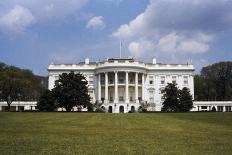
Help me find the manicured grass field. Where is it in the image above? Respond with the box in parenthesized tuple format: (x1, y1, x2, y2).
(0, 112, 231, 155)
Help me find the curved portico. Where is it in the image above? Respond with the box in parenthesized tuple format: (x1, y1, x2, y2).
(97, 71, 146, 104)
(95, 59, 147, 106)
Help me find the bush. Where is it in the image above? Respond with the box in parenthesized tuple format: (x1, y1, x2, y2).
(95, 107, 105, 113)
(87, 104, 94, 112)
(37, 90, 56, 111)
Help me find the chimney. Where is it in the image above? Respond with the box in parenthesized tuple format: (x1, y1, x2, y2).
(85, 58, 90, 64)
(152, 57, 157, 64)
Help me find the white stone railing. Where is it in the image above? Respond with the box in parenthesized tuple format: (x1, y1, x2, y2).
(192, 101, 232, 112)
(0, 101, 37, 111)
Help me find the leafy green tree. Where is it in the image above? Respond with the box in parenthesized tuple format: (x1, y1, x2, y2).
(52, 71, 91, 112)
(0, 67, 31, 111)
(161, 83, 179, 112)
(179, 87, 193, 111)
(37, 90, 56, 111)
(195, 61, 232, 101)
(0, 62, 47, 111)
(194, 75, 207, 101)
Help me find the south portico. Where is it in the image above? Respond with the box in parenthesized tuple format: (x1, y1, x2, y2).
(96, 68, 146, 112)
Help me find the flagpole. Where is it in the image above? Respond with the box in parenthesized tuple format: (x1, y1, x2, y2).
(120, 39, 122, 58)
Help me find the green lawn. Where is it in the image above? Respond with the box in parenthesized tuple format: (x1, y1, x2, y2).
(0, 112, 231, 155)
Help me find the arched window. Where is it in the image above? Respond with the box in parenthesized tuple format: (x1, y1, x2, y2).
(119, 106, 124, 113)
(108, 106, 113, 113)
(131, 106, 135, 112)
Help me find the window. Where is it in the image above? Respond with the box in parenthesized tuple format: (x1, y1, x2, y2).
(172, 76, 177, 83)
(149, 76, 153, 85)
(119, 96, 124, 101)
(89, 90, 93, 94)
(109, 79, 114, 84)
(159, 88, 164, 94)
(217, 106, 224, 112)
(149, 90, 154, 103)
(89, 75, 93, 80)
(101, 77, 104, 84)
(119, 76, 124, 83)
(88, 76, 94, 85)
(55, 75, 59, 80)
(110, 96, 113, 102)
(201, 106, 207, 109)
(161, 76, 165, 84)
(129, 76, 134, 84)
(149, 97, 154, 103)
(225, 106, 231, 112)
(183, 76, 188, 85)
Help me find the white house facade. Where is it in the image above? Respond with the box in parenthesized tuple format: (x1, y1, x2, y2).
(0, 57, 232, 112)
(48, 57, 195, 113)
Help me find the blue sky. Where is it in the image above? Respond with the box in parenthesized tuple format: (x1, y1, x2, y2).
(0, 0, 232, 75)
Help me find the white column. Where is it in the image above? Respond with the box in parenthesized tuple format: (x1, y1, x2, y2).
(98, 74, 101, 102)
(104, 72, 108, 103)
(114, 71, 118, 103)
(190, 75, 194, 100)
(125, 72, 129, 103)
(135, 72, 139, 103)
(0, 106, 2, 111)
(142, 74, 145, 101)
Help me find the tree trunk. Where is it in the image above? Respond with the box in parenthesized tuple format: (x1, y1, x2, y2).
(6, 101, 11, 111)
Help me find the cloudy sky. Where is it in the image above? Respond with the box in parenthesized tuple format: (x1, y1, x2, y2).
(0, 0, 232, 75)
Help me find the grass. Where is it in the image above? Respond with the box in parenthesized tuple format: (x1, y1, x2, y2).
(0, 112, 231, 155)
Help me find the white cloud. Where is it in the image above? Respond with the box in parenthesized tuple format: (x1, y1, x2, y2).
(128, 39, 155, 58)
(0, 0, 88, 34)
(157, 33, 213, 53)
(86, 16, 105, 30)
(113, 0, 232, 58)
(112, 13, 146, 38)
(0, 5, 35, 34)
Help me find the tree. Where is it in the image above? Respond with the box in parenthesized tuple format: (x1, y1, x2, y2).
(52, 71, 91, 112)
(194, 61, 232, 101)
(37, 90, 56, 111)
(179, 87, 193, 112)
(161, 83, 179, 112)
(0, 67, 31, 111)
(0, 62, 47, 111)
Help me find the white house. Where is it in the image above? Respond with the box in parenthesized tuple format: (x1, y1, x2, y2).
(48, 57, 194, 113)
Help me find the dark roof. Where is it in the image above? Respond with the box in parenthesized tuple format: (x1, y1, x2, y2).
(108, 58, 134, 61)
